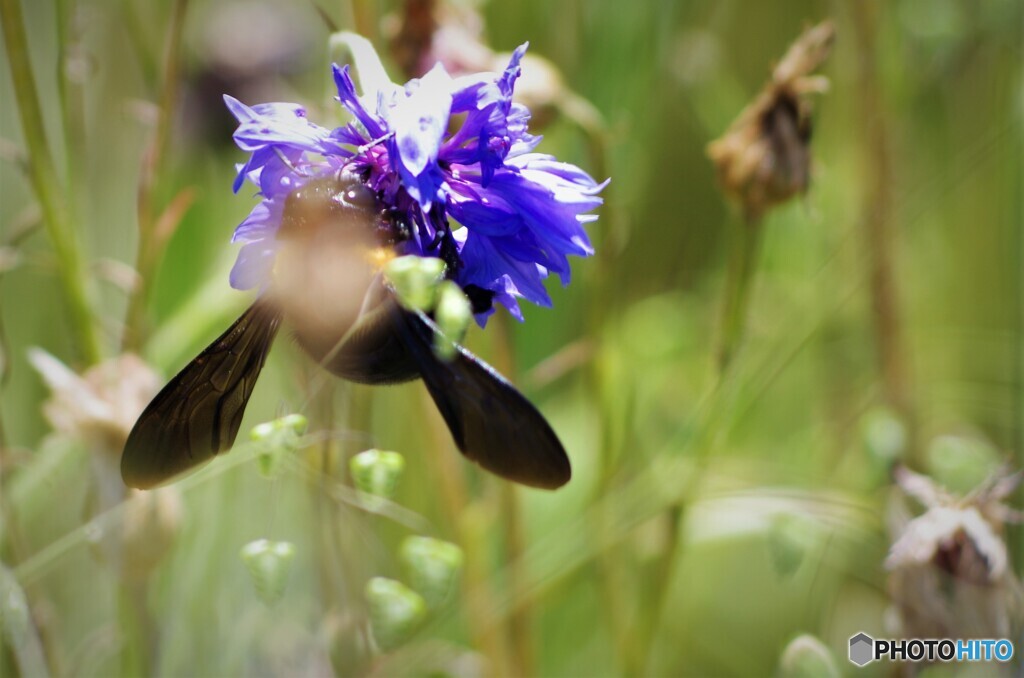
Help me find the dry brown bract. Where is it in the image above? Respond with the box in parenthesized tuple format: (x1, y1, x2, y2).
(887, 465, 1024, 640)
(28, 349, 181, 579)
(28, 349, 161, 456)
(384, 0, 571, 130)
(706, 20, 835, 221)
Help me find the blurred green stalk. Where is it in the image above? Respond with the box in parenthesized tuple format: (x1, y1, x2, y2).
(1, 0, 102, 364)
(122, 0, 190, 351)
(55, 0, 86, 215)
(717, 216, 764, 372)
(850, 0, 916, 455)
(631, 214, 763, 674)
(0, 563, 50, 678)
(492, 313, 535, 676)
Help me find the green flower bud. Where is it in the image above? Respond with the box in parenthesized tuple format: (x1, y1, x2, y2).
(385, 255, 446, 312)
(364, 577, 426, 651)
(860, 407, 907, 470)
(767, 513, 817, 578)
(400, 536, 464, 608)
(350, 449, 405, 505)
(239, 539, 297, 605)
(433, 281, 472, 361)
(779, 634, 839, 678)
(927, 434, 1001, 495)
(250, 414, 308, 478)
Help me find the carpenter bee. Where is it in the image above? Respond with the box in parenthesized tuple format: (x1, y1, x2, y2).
(121, 171, 570, 490)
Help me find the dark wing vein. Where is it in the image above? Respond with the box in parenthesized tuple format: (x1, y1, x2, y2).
(121, 299, 282, 489)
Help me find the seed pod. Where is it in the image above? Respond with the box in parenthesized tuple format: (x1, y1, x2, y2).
(240, 539, 297, 605)
(364, 577, 426, 651)
(860, 408, 907, 470)
(250, 413, 309, 478)
(926, 433, 1000, 496)
(350, 449, 406, 503)
(385, 255, 445, 312)
(433, 281, 472, 360)
(400, 536, 464, 608)
(767, 513, 817, 578)
(779, 634, 839, 678)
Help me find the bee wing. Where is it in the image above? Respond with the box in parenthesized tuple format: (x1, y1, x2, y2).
(121, 300, 282, 489)
(316, 278, 420, 384)
(395, 308, 571, 490)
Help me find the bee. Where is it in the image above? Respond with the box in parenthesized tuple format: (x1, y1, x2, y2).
(121, 171, 571, 491)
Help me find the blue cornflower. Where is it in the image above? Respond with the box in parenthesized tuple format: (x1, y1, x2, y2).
(224, 39, 605, 324)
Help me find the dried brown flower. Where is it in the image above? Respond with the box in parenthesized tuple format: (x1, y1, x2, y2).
(886, 465, 1024, 639)
(28, 349, 161, 456)
(29, 349, 182, 578)
(384, 0, 571, 130)
(384, 0, 491, 80)
(707, 20, 835, 220)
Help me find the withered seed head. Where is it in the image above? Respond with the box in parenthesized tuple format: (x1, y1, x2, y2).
(707, 20, 836, 220)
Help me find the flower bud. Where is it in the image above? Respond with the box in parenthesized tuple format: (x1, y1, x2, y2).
(240, 539, 297, 605)
(779, 634, 839, 678)
(250, 413, 309, 479)
(926, 434, 1001, 496)
(350, 449, 405, 504)
(364, 577, 426, 651)
(860, 408, 907, 471)
(400, 536, 464, 608)
(767, 513, 816, 578)
(385, 255, 445, 312)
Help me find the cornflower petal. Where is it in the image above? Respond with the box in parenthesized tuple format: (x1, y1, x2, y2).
(230, 240, 278, 290)
(225, 41, 604, 319)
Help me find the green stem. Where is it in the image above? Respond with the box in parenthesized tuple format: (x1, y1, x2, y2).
(717, 215, 764, 372)
(850, 0, 916, 459)
(0, 563, 51, 678)
(117, 581, 149, 676)
(571, 110, 641, 675)
(55, 0, 86, 208)
(120, 0, 159, 86)
(628, 213, 764, 675)
(122, 0, 189, 352)
(492, 313, 533, 676)
(1, 0, 102, 364)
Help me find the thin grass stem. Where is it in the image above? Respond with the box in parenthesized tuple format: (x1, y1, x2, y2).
(0, 0, 102, 364)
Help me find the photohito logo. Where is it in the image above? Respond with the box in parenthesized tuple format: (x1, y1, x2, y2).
(848, 632, 1014, 666)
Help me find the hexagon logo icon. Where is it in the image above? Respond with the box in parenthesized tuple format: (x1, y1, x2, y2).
(849, 632, 874, 666)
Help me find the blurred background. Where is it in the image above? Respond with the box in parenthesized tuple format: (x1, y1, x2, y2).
(1, 0, 1021, 675)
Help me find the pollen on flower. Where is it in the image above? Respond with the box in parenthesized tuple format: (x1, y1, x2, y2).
(366, 246, 396, 270)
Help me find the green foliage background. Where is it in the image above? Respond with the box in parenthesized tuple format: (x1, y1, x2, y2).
(1, 0, 1021, 675)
